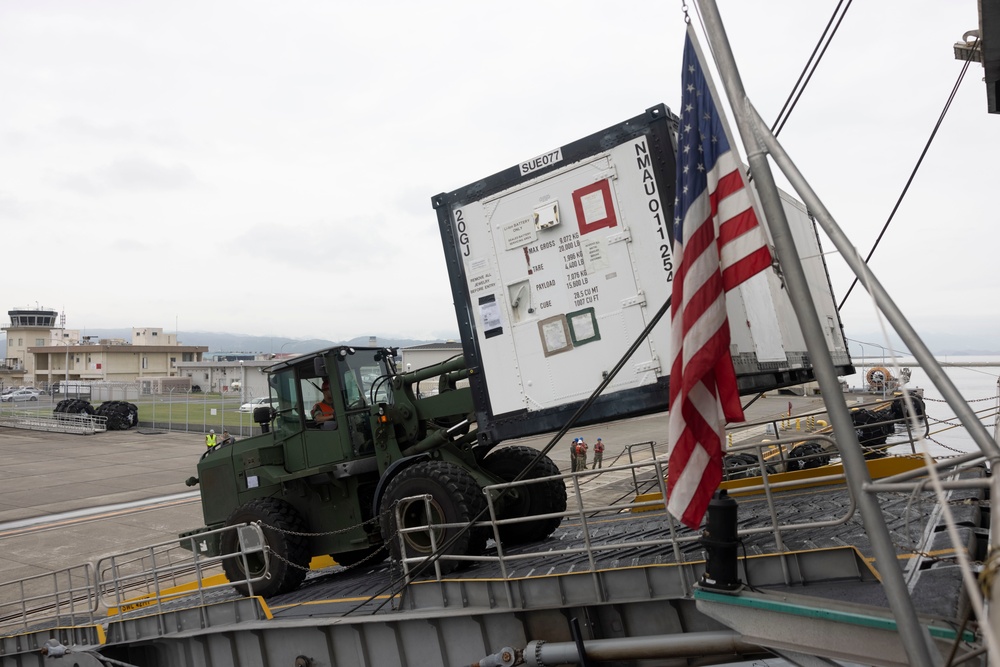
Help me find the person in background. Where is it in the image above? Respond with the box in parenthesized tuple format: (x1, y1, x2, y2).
(592, 437, 605, 469)
(575, 438, 588, 471)
(220, 430, 235, 446)
(205, 429, 217, 449)
(569, 438, 580, 472)
(311, 380, 336, 424)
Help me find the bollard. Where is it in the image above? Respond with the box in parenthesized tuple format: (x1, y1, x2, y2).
(698, 490, 741, 592)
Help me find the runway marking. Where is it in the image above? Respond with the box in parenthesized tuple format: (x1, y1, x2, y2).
(0, 494, 200, 539)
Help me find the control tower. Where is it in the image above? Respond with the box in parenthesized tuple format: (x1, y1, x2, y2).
(1, 306, 62, 386)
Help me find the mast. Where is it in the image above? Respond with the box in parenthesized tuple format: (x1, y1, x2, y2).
(693, 2, 936, 665)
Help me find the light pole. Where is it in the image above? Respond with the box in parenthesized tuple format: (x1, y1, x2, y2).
(239, 360, 246, 404)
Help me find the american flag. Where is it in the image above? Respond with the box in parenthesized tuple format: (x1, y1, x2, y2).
(667, 28, 773, 530)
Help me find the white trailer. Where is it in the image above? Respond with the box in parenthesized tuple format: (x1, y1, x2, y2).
(434, 104, 851, 445)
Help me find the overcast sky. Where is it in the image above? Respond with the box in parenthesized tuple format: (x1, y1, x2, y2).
(2, 1, 996, 352)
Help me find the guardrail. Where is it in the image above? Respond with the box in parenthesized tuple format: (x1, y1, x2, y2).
(390, 424, 973, 594)
(0, 524, 268, 638)
(1, 411, 970, 640)
(0, 564, 98, 637)
(0, 410, 107, 434)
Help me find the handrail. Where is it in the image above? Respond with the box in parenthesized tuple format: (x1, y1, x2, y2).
(0, 414, 982, 639)
(0, 564, 98, 638)
(95, 523, 269, 612)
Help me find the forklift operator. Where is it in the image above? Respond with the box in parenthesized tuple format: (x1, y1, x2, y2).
(311, 380, 336, 426)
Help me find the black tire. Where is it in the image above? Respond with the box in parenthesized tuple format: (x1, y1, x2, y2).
(29, 396, 37, 401)
(788, 443, 830, 471)
(66, 399, 95, 415)
(220, 498, 309, 597)
(379, 461, 486, 574)
(481, 446, 567, 545)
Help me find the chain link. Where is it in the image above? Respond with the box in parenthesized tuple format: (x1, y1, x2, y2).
(249, 514, 391, 573)
(924, 436, 977, 455)
(924, 395, 996, 403)
(253, 514, 382, 539)
(266, 540, 390, 574)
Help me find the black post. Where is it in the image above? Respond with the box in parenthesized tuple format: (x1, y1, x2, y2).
(698, 490, 741, 592)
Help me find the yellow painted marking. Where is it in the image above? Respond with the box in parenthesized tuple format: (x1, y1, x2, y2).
(108, 574, 229, 615)
(269, 593, 398, 610)
(633, 456, 928, 510)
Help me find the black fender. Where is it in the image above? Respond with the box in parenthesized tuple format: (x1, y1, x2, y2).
(371, 453, 432, 517)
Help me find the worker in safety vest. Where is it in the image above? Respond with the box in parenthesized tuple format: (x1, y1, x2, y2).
(205, 429, 217, 448)
(592, 438, 605, 469)
(311, 380, 335, 424)
(574, 438, 588, 471)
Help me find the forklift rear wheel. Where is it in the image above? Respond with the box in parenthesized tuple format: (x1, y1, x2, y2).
(379, 461, 486, 574)
(482, 446, 567, 545)
(220, 498, 309, 597)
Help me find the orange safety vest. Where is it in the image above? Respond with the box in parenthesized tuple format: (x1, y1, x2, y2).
(312, 401, 334, 419)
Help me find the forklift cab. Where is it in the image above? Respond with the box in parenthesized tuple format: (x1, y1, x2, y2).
(264, 347, 394, 470)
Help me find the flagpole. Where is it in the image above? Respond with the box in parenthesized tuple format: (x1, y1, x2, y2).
(692, 2, 935, 666)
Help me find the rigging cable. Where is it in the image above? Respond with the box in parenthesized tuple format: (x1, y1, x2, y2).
(837, 36, 980, 311)
(770, 0, 854, 137)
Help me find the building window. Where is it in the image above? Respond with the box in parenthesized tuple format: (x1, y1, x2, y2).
(204, 373, 209, 380)
(18, 338, 22, 346)
(183, 353, 193, 362)
(35, 338, 45, 346)
(152, 331, 158, 336)
(142, 356, 148, 369)
(170, 357, 176, 368)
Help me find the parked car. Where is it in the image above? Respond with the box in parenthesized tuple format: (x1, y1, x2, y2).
(238, 396, 276, 413)
(2, 389, 41, 402)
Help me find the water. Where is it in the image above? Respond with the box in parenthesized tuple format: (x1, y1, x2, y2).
(854, 355, 1000, 458)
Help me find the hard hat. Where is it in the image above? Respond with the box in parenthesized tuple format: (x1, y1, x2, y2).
(597, 438, 602, 441)
(210, 429, 215, 434)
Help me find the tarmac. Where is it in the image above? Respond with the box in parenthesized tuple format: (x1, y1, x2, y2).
(0, 391, 829, 586)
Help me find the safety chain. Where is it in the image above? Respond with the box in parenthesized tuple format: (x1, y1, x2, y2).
(921, 431, 992, 455)
(254, 514, 382, 538)
(266, 540, 390, 574)
(250, 514, 392, 574)
(924, 395, 996, 403)
(926, 414, 996, 430)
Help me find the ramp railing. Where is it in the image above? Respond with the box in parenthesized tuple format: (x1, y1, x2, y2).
(95, 523, 268, 615)
(0, 564, 98, 638)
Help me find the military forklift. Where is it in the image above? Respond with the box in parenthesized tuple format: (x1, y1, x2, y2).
(181, 346, 566, 597)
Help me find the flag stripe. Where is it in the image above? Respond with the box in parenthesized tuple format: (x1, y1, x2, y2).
(667, 27, 773, 530)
